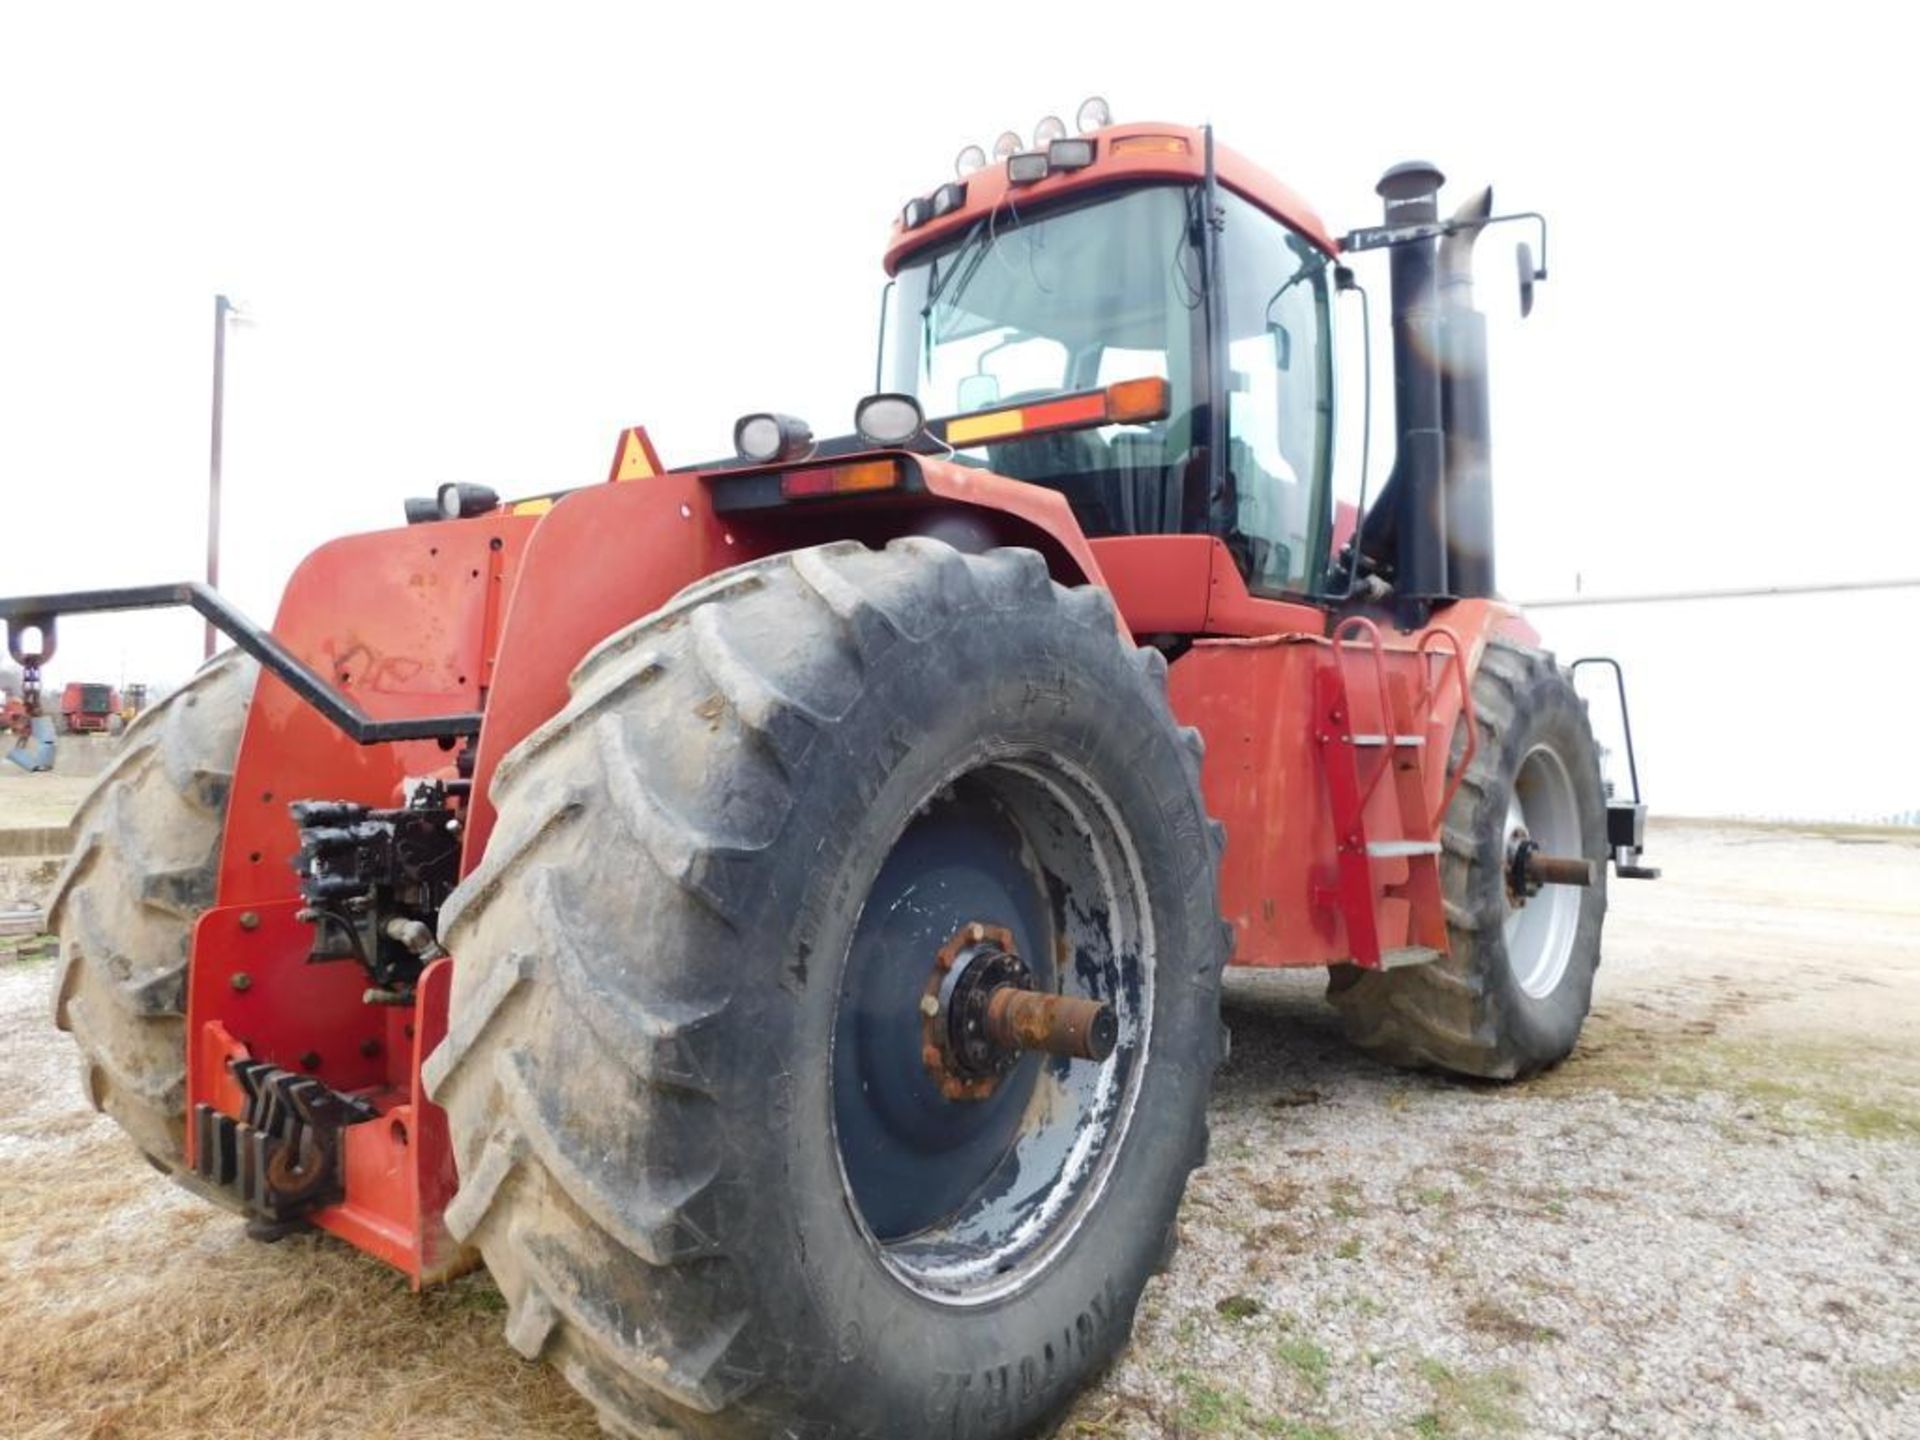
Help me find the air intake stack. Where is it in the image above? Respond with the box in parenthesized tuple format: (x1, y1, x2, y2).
(1438, 186, 1496, 600)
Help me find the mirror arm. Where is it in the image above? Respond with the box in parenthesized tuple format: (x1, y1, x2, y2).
(1341, 208, 1548, 280)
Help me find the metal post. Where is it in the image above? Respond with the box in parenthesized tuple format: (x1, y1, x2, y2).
(205, 294, 232, 660)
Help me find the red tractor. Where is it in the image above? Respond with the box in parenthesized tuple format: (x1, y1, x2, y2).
(3, 104, 1654, 1439)
(58, 679, 121, 734)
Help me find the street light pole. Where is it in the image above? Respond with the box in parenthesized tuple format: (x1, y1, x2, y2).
(204, 294, 235, 660)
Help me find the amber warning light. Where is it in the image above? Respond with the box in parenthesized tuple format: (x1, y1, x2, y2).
(940, 377, 1171, 448)
(779, 459, 904, 500)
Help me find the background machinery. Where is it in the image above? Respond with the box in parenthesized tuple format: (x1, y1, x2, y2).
(1, 102, 1653, 1439)
(58, 680, 121, 734)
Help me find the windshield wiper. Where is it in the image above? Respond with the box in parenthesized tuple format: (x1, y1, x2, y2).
(922, 218, 996, 322)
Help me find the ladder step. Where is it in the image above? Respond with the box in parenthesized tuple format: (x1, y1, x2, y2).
(1380, 946, 1442, 970)
(1350, 733, 1425, 748)
(1366, 840, 1441, 858)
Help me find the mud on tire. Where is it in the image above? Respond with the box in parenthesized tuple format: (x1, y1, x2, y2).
(426, 539, 1230, 1440)
(1330, 637, 1609, 1080)
(48, 650, 257, 1167)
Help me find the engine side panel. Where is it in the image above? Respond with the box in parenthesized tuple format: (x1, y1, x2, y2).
(1169, 598, 1536, 968)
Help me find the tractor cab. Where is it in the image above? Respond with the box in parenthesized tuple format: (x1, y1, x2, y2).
(882, 119, 1339, 600)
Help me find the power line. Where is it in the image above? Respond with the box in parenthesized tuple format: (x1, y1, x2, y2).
(1520, 577, 1920, 609)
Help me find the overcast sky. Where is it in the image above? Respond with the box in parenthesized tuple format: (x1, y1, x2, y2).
(3, 4, 1916, 820)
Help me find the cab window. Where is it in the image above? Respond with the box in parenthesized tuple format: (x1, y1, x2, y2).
(1217, 190, 1334, 595)
(885, 185, 1204, 539)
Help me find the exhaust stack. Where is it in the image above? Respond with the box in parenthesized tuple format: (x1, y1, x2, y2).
(1375, 161, 1448, 626)
(1352, 162, 1504, 617)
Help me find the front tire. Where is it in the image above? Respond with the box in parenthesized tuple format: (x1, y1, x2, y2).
(1331, 638, 1608, 1079)
(427, 540, 1229, 1439)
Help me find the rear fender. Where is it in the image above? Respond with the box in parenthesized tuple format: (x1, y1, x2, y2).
(463, 456, 1107, 861)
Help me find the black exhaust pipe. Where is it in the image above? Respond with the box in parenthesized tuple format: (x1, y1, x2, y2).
(1358, 161, 1448, 627)
(1439, 187, 1495, 599)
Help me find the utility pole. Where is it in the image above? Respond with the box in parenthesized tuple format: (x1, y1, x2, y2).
(205, 294, 239, 659)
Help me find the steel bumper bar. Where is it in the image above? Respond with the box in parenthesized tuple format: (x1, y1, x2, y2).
(0, 581, 481, 745)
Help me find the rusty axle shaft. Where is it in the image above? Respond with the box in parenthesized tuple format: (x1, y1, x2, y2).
(1524, 851, 1595, 888)
(983, 987, 1117, 1063)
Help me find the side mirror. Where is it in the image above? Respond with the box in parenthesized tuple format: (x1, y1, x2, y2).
(957, 373, 1002, 412)
(1516, 241, 1538, 319)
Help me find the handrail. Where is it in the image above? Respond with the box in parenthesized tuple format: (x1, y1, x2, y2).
(1568, 656, 1642, 803)
(1416, 626, 1476, 831)
(1329, 615, 1397, 811)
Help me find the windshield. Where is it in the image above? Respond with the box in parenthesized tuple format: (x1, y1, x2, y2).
(884, 185, 1205, 538)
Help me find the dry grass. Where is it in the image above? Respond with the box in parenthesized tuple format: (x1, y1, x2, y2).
(0, 956, 595, 1440)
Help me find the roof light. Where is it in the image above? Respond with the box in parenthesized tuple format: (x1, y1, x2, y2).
(992, 131, 1022, 161)
(437, 482, 500, 519)
(940, 377, 1171, 448)
(955, 144, 986, 177)
(1006, 151, 1049, 185)
(1033, 115, 1067, 147)
(1048, 138, 1094, 171)
(902, 195, 934, 229)
(1075, 96, 1112, 134)
(779, 458, 903, 500)
(854, 393, 925, 446)
(1111, 133, 1190, 157)
(930, 181, 967, 218)
(734, 412, 814, 464)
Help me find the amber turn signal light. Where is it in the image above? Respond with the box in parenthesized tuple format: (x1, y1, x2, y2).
(779, 459, 903, 500)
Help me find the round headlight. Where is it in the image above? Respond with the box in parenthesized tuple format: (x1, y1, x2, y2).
(1075, 96, 1112, 134)
(437, 482, 500, 519)
(1033, 115, 1067, 147)
(954, 144, 987, 178)
(991, 130, 1022, 161)
(854, 393, 925, 447)
(734, 413, 813, 464)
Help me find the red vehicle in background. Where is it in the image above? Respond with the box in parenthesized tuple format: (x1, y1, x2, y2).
(59, 681, 121, 734)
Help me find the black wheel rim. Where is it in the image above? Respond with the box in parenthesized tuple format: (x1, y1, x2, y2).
(830, 753, 1153, 1302)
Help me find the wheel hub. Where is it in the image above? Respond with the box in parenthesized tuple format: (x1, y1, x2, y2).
(830, 762, 1151, 1293)
(920, 922, 1117, 1102)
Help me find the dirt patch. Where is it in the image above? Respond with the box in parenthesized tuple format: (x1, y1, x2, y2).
(0, 771, 98, 829)
(2, 822, 1917, 1439)
(0, 958, 599, 1440)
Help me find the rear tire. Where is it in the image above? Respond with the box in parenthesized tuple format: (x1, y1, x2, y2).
(427, 540, 1229, 1440)
(1330, 638, 1608, 1079)
(48, 650, 257, 1166)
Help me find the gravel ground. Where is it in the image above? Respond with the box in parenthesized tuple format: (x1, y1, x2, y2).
(1, 820, 1916, 1439)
